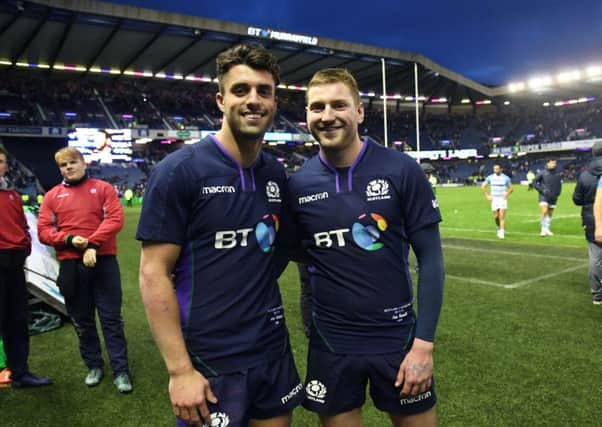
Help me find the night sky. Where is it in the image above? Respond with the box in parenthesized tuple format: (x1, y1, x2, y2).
(108, 0, 602, 86)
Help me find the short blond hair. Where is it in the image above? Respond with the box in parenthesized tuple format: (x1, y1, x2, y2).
(307, 68, 361, 106)
(54, 147, 84, 165)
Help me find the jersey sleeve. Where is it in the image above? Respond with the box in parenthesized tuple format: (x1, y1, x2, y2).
(87, 182, 124, 247)
(398, 157, 442, 234)
(136, 153, 195, 245)
(37, 189, 68, 248)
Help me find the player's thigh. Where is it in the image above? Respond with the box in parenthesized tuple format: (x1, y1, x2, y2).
(249, 413, 292, 427)
(368, 352, 437, 417)
(539, 202, 549, 215)
(248, 348, 303, 422)
(319, 408, 362, 427)
(390, 405, 436, 427)
(303, 348, 369, 416)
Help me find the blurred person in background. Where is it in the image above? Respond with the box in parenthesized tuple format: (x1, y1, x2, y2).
(0, 145, 51, 388)
(481, 162, 513, 239)
(574, 141, 602, 304)
(37, 147, 131, 393)
(533, 158, 562, 236)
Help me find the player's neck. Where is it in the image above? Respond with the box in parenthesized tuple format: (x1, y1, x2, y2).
(320, 137, 363, 168)
(214, 127, 262, 168)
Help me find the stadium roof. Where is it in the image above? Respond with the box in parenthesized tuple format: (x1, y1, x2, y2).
(1, 0, 600, 105)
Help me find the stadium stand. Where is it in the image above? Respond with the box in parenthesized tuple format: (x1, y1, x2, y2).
(0, 0, 601, 196)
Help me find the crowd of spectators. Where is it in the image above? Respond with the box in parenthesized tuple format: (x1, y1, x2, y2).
(2, 69, 602, 153)
(2, 69, 602, 195)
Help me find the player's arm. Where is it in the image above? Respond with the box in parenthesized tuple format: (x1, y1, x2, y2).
(480, 180, 491, 200)
(395, 222, 444, 397)
(505, 182, 514, 199)
(139, 242, 217, 424)
(594, 183, 602, 242)
(16, 196, 32, 255)
(37, 197, 73, 249)
(87, 184, 124, 246)
(83, 185, 124, 267)
(572, 176, 586, 206)
(532, 172, 544, 193)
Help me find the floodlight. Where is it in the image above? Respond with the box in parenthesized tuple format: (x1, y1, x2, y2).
(528, 76, 552, 89)
(586, 66, 601, 77)
(557, 70, 581, 83)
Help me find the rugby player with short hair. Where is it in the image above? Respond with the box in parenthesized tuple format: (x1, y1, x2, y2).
(481, 162, 513, 239)
(137, 44, 302, 427)
(288, 68, 444, 427)
(533, 158, 562, 236)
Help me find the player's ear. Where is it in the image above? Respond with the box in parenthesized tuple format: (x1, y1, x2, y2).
(216, 92, 225, 113)
(357, 102, 365, 124)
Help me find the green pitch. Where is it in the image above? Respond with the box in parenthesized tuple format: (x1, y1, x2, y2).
(2, 183, 601, 426)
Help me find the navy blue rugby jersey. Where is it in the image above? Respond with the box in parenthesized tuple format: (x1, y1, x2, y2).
(136, 135, 289, 375)
(288, 140, 441, 354)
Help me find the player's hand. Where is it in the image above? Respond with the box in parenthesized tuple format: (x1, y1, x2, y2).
(169, 368, 218, 426)
(595, 227, 602, 243)
(485, 195, 492, 201)
(72, 235, 89, 250)
(395, 338, 433, 397)
(83, 248, 97, 267)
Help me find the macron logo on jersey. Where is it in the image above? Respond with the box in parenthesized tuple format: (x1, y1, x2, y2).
(202, 185, 236, 195)
(299, 191, 329, 205)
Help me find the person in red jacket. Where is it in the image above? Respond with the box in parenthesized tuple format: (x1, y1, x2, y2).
(37, 147, 132, 393)
(0, 146, 51, 388)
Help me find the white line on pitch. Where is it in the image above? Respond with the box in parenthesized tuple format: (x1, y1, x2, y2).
(442, 227, 582, 240)
(443, 244, 583, 262)
(446, 274, 506, 288)
(512, 213, 580, 219)
(446, 263, 588, 289)
(504, 263, 588, 288)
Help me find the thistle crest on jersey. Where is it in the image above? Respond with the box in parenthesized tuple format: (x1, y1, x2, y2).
(266, 180, 281, 203)
(203, 412, 230, 427)
(366, 179, 391, 201)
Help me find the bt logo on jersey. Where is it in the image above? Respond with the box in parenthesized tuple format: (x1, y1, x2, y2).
(352, 212, 388, 251)
(214, 214, 279, 251)
(313, 212, 388, 251)
(314, 229, 350, 248)
(255, 213, 279, 252)
(214, 228, 254, 249)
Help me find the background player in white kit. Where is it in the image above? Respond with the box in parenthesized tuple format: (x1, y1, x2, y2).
(481, 162, 513, 239)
